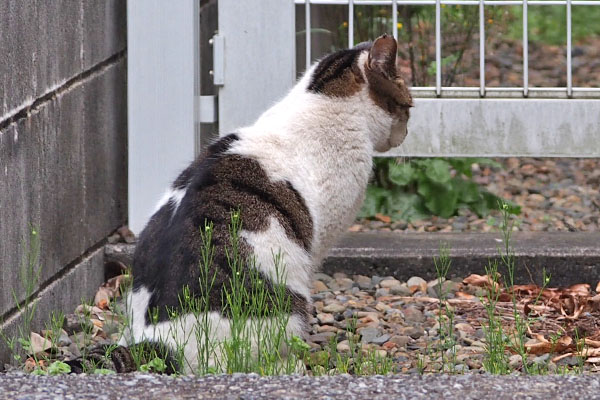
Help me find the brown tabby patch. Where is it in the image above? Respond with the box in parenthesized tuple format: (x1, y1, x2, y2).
(308, 49, 365, 97)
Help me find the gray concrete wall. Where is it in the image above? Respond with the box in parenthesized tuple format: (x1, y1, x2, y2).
(0, 0, 127, 364)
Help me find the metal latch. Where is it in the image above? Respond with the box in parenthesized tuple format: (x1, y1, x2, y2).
(197, 95, 217, 124)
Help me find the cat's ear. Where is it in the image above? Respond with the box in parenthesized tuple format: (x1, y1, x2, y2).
(368, 34, 398, 79)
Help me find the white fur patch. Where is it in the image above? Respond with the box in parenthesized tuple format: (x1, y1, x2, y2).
(153, 187, 187, 214)
(120, 286, 305, 374)
(241, 217, 313, 300)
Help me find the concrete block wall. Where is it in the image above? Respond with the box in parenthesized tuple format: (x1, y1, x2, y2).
(0, 1, 127, 364)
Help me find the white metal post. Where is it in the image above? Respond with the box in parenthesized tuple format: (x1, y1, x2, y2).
(218, 0, 296, 134)
(127, 0, 199, 234)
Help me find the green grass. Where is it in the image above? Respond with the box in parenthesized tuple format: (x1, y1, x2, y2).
(433, 242, 458, 373)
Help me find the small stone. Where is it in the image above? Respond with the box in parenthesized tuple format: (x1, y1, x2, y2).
(354, 275, 374, 290)
(389, 284, 412, 296)
(407, 276, 427, 287)
(317, 313, 335, 325)
(371, 276, 385, 286)
(314, 273, 333, 284)
(336, 341, 351, 353)
(317, 325, 338, 333)
(509, 354, 523, 368)
(380, 278, 401, 289)
(309, 332, 336, 344)
(402, 306, 425, 323)
(556, 355, 580, 367)
(533, 353, 550, 364)
(400, 326, 424, 339)
(389, 335, 411, 347)
(329, 278, 353, 291)
(358, 327, 381, 343)
(29, 332, 52, 355)
(375, 302, 391, 312)
(322, 303, 346, 314)
(371, 334, 391, 345)
(375, 288, 390, 298)
(312, 280, 329, 293)
(57, 332, 72, 347)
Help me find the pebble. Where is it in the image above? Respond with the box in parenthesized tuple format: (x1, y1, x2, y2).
(317, 313, 335, 325)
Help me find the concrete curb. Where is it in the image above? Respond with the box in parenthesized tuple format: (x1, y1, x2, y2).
(105, 231, 600, 287)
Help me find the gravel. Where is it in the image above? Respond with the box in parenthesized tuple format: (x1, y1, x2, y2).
(2, 372, 600, 400)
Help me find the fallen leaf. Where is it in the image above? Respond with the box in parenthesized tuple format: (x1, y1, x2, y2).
(463, 273, 501, 290)
(374, 213, 391, 224)
(117, 226, 136, 243)
(585, 357, 600, 363)
(568, 283, 591, 296)
(596, 281, 600, 293)
(455, 291, 475, 300)
(584, 338, 600, 348)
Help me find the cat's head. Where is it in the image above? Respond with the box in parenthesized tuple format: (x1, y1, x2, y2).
(306, 34, 413, 152)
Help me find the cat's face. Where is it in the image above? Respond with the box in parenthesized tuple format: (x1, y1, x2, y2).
(307, 34, 413, 152)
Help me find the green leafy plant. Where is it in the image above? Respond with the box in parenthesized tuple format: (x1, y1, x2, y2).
(140, 357, 167, 373)
(359, 158, 520, 221)
(47, 360, 71, 375)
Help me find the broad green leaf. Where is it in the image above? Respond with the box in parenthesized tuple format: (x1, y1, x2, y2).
(424, 159, 452, 184)
(388, 163, 414, 186)
(357, 186, 388, 218)
(454, 178, 481, 203)
(418, 181, 459, 218)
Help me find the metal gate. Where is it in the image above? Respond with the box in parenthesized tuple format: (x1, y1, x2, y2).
(127, 0, 599, 233)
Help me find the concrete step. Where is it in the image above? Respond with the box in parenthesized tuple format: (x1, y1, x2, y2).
(105, 232, 600, 287)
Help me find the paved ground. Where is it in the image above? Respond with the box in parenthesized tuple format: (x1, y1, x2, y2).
(1, 372, 599, 399)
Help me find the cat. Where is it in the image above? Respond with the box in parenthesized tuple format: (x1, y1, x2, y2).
(120, 34, 413, 373)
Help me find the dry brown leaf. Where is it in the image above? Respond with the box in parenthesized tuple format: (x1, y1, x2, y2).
(374, 213, 391, 224)
(455, 291, 475, 300)
(596, 281, 600, 293)
(552, 352, 574, 363)
(463, 274, 501, 290)
(584, 338, 600, 348)
(525, 335, 572, 355)
(585, 357, 600, 363)
(578, 348, 600, 357)
(568, 283, 591, 296)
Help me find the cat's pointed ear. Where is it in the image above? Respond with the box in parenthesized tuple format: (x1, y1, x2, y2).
(368, 34, 398, 79)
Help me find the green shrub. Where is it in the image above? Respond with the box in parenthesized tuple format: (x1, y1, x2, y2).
(359, 158, 520, 221)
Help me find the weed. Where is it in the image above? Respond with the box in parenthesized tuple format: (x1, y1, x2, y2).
(433, 242, 457, 373)
(47, 360, 71, 375)
(0, 227, 42, 365)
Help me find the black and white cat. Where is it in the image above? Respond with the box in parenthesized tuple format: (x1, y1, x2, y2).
(121, 34, 413, 372)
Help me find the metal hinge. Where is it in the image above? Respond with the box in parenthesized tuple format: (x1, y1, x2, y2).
(209, 33, 225, 86)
